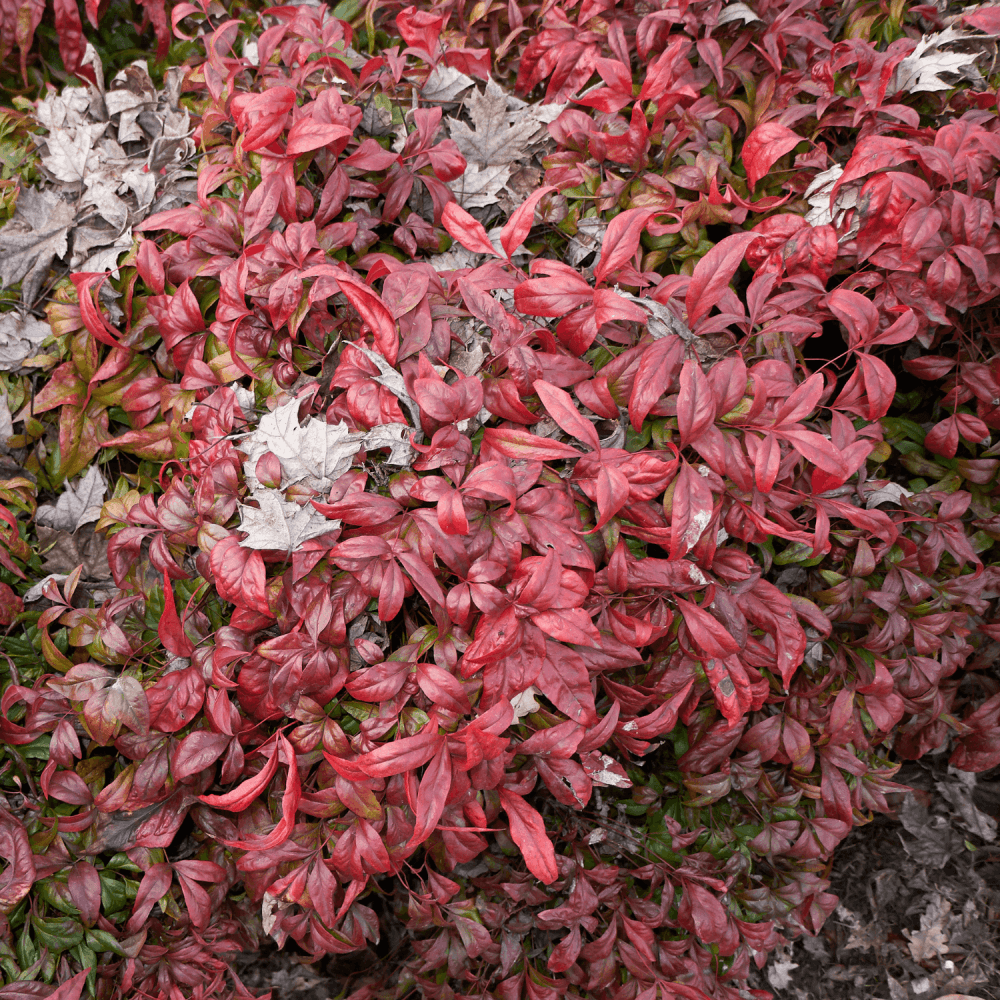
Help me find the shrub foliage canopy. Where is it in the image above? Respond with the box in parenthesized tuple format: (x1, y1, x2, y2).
(0, 1, 999, 999)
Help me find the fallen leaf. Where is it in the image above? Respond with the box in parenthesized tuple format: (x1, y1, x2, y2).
(422, 64, 475, 102)
(937, 769, 998, 842)
(899, 793, 959, 869)
(894, 27, 985, 93)
(238, 488, 339, 552)
(904, 893, 952, 963)
(36, 465, 107, 532)
(448, 78, 550, 167)
(240, 396, 367, 493)
(718, 2, 762, 24)
(0, 390, 12, 447)
(361, 422, 417, 466)
(510, 686, 541, 721)
(0, 311, 52, 370)
(447, 162, 511, 208)
(888, 975, 908, 1000)
(865, 482, 914, 509)
(566, 216, 607, 268)
(0, 188, 75, 305)
(803, 164, 860, 230)
(766, 950, 798, 989)
(36, 524, 112, 580)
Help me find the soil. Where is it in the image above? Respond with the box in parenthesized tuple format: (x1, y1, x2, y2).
(231, 757, 1000, 1000)
(754, 757, 1000, 1000)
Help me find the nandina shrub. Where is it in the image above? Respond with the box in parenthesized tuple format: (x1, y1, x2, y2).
(1, 1, 1000, 999)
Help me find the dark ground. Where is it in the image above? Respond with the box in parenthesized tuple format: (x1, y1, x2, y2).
(233, 757, 1000, 1000)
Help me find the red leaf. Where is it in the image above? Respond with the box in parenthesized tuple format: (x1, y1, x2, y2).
(593, 464, 630, 530)
(158, 573, 195, 658)
(70, 273, 121, 348)
(126, 863, 173, 934)
(537, 643, 598, 725)
(778, 427, 847, 477)
(594, 208, 657, 285)
(677, 359, 715, 446)
(243, 174, 282, 244)
(677, 882, 729, 943)
(826, 288, 878, 348)
(67, 862, 101, 926)
(676, 598, 740, 658)
(285, 120, 352, 156)
(416, 663, 472, 714)
(199, 740, 280, 809)
(171, 730, 232, 781)
(685, 232, 758, 328)
(628, 334, 684, 432)
(670, 462, 713, 560)
(500, 185, 558, 259)
(408, 740, 452, 846)
(54, 0, 87, 76)
(903, 354, 955, 380)
(223, 734, 299, 850)
(482, 427, 582, 461)
(534, 380, 600, 450)
(351, 730, 445, 778)
(46, 971, 90, 1000)
(498, 788, 559, 883)
(742, 121, 802, 189)
(773, 372, 824, 426)
(442, 202, 499, 257)
(856, 353, 896, 420)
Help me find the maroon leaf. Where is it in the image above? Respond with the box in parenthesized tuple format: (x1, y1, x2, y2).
(0, 810, 34, 912)
(498, 788, 558, 883)
(677, 359, 716, 446)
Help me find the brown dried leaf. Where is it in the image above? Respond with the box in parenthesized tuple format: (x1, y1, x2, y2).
(36, 523, 112, 580)
(904, 893, 952, 963)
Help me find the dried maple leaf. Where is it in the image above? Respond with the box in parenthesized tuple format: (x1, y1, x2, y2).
(865, 482, 914, 509)
(0, 311, 52, 369)
(36, 524, 112, 580)
(448, 163, 511, 209)
(894, 27, 985, 93)
(238, 488, 338, 552)
(904, 893, 952, 962)
(0, 188, 75, 305)
(448, 78, 560, 167)
(240, 396, 367, 493)
(422, 65, 475, 103)
(36, 465, 107, 532)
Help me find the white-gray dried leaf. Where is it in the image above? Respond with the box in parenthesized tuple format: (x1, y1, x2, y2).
(718, 2, 762, 24)
(447, 162, 511, 208)
(0, 188, 75, 305)
(895, 27, 985, 93)
(0, 311, 52, 369)
(362, 423, 416, 466)
(241, 396, 366, 493)
(238, 488, 338, 551)
(447, 78, 546, 167)
(422, 64, 475, 103)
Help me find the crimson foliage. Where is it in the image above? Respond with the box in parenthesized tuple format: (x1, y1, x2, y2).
(1, 1, 1000, 999)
